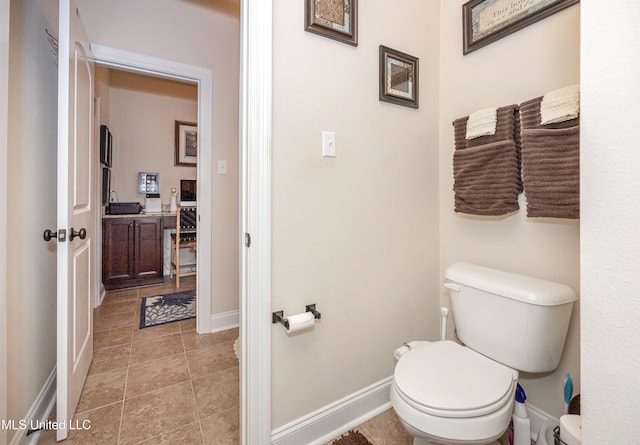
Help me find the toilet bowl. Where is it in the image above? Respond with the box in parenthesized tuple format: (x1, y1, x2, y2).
(392, 263, 576, 445)
(391, 341, 518, 445)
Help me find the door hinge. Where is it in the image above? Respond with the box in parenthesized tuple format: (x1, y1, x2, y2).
(245, 233, 251, 248)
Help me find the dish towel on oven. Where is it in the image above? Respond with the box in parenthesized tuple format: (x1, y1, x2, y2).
(452, 105, 522, 216)
(520, 94, 580, 219)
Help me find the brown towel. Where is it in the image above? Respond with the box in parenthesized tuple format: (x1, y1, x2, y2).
(520, 97, 579, 219)
(453, 105, 522, 216)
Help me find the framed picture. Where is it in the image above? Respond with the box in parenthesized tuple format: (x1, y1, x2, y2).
(174, 120, 197, 167)
(305, 0, 358, 46)
(463, 0, 579, 55)
(379, 45, 419, 109)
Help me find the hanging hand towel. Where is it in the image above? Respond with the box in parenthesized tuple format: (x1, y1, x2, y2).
(453, 105, 522, 216)
(521, 96, 579, 219)
(540, 85, 580, 125)
(465, 107, 498, 139)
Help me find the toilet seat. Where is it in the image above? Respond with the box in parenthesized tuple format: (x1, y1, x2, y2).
(394, 341, 517, 418)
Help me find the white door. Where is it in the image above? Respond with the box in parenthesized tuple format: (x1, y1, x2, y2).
(56, 0, 94, 440)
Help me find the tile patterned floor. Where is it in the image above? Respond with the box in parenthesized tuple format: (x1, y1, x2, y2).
(37, 277, 239, 445)
(35, 277, 518, 445)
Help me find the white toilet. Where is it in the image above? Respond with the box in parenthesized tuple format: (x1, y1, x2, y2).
(391, 262, 577, 445)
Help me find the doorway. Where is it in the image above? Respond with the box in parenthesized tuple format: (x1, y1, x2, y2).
(92, 44, 214, 334)
(96, 67, 199, 303)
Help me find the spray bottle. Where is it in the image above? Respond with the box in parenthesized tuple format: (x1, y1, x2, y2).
(512, 383, 530, 445)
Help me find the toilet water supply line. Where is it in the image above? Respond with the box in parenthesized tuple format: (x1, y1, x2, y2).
(440, 306, 449, 341)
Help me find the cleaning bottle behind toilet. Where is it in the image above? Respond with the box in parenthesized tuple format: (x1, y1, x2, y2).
(512, 383, 530, 445)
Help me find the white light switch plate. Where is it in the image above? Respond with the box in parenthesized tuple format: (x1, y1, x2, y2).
(322, 131, 336, 157)
(217, 160, 227, 174)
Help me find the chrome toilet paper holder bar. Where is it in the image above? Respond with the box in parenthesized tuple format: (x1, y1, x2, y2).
(272, 304, 322, 330)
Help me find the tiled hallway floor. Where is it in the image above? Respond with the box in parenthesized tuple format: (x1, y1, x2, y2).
(37, 277, 240, 445)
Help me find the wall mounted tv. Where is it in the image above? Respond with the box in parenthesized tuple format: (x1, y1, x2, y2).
(100, 125, 112, 167)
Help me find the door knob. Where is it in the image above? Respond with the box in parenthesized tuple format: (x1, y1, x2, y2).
(69, 227, 87, 241)
(43, 229, 57, 242)
(43, 228, 67, 242)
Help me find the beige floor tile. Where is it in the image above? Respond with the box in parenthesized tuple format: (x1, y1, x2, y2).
(200, 407, 240, 445)
(179, 317, 197, 332)
(129, 332, 185, 365)
(186, 341, 238, 379)
(94, 308, 137, 332)
(191, 367, 239, 419)
(76, 368, 127, 414)
(88, 343, 131, 376)
(118, 381, 198, 445)
(136, 421, 204, 445)
(181, 329, 230, 351)
(101, 288, 139, 304)
(93, 325, 134, 351)
(126, 353, 190, 398)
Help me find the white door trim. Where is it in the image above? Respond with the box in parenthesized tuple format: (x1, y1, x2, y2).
(240, 0, 272, 443)
(90, 44, 213, 334)
(0, 0, 10, 441)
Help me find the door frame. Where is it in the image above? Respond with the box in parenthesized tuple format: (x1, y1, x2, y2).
(91, 44, 212, 334)
(239, 0, 273, 443)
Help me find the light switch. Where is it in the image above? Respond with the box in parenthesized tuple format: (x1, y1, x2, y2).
(322, 131, 336, 157)
(217, 160, 227, 174)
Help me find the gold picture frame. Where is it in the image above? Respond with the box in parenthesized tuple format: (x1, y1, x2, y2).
(305, 0, 358, 46)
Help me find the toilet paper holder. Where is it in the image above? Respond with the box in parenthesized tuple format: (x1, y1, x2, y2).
(272, 304, 322, 330)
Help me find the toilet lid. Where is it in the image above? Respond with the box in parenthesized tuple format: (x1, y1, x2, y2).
(394, 341, 516, 417)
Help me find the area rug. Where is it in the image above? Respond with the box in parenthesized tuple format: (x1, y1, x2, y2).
(329, 430, 373, 445)
(139, 290, 196, 329)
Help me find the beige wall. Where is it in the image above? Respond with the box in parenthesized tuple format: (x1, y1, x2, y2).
(106, 70, 197, 205)
(76, 0, 240, 314)
(6, 0, 58, 440)
(438, 2, 581, 418)
(272, 0, 441, 428)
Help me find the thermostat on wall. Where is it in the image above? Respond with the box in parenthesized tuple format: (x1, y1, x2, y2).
(138, 172, 159, 194)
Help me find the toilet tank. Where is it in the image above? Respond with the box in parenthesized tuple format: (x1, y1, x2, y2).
(444, 262, 577, 373)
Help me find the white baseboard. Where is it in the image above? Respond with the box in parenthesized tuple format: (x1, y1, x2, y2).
(271, 376, 393, 445)
(527, 404, 559, 442)
(210, 310, 239, 333)
(8, 367, 56, 445)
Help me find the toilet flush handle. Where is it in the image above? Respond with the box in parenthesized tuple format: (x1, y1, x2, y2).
(443, 282, 460, 292)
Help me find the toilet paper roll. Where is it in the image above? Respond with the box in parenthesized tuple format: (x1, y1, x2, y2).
(285, 311, 315, 333)
(560, 415, 581, 445)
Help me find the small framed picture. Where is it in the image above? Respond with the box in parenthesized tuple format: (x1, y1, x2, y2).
(305, 0, 358, 46)
(174, 120, 197, 167)
(379, 45, 419, 109)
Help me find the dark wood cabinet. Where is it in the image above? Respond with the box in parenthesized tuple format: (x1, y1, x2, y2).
(102, 216, 164, 290)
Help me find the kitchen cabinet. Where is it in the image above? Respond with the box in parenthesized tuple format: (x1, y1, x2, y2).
(102, 216, 164, 290)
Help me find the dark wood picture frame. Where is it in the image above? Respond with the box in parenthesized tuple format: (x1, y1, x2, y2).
(101, 167, 111, 206)
(463, 0, 580, 55)
(174, 120, 197, 167)
(379, 45, 419, 109)
(305, 0, 358, 46)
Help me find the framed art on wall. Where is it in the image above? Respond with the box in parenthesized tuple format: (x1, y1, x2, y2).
(379, 45, 419, 109)
(305, 0, 358, 46)
(174, 120, 197, 166)
(462, 0, 580, 54)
